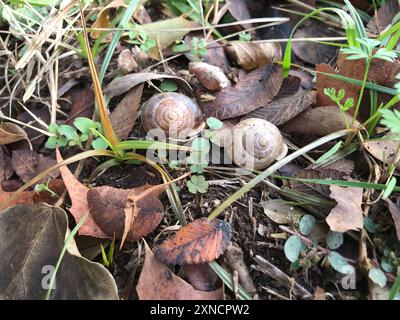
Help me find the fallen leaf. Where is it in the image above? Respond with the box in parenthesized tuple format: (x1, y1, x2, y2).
(12, 150, 59, 183)
(367, 0, 399, 34)
(384, 198, 400, 241)
(326, 185, 364, 232)
(243, 90, 316, 126)
(0, 122, 28, 145)
(183, 263, 219, 291)
(225, 41, 281, 71)
(137, 242, 223, 300)
(0, 204, 118, 299)
(312, 159, 355, 175)
(105, 72, 191, 100)
(281, 106, 358, 137)
(86, 185, 164, 242)
(155, 218, 232, 265)
(0, 187, 34, 209)
(33, 179, 66, 205)
(261, 199, 304, 224)
(118, 48, 139, 73)
(17, 106, 50, 149)
(293, 21, 339, 65)
(57, 150, 109, 239)
(0, 148, 13, 184)
(199, 64, 283, 119)
(226, 0, 252, 30)
(65, 87, 94, 125)
(110, 84, 144, 139)
(91, 0, 127, 38)
(364, 136, 400, 169)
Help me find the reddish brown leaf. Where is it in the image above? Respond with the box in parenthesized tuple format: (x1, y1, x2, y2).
(183, 264, 219, 291)
(110, 84, 144, 139)
(137, 242, 223, 300)
(12, 150, 59, 183)
(367, 0, 399, 34)
(326, 185, 363, 233)
(87, 185, 164, 242)
(0, 187, 34, 209)
(384, 198, 400, 241)
(200, 64, 283, 119)
(155, 218, 232, 265)
(57, 150, 109, 239)
(65, 87, 94, 125)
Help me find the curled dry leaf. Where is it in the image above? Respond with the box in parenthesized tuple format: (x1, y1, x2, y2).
(367, 0, 400, 34)
(118, 48, 139, 74)
(155, 217, 232, 265)
(225, 41, 282, 71)
(199, 64, 283, 119)
(292, 21, 339, 65)
(105, 72, 191, 100)
(364, 136, 400, 169)
(0, 122, 28, 145)
(87, 185, 164, 242)
(91, 0, 127, 38)
(0, 204, 118, 299)
(243, 90, 317, 126)
(57, 150, 108, 239)
(326, 185, 364, 233)
(12, 150, 59, 183)
(137, 242, 223, 300)
(189, 62, 230, 91)
(261, 199, 304, 224)
(281, 106, 358, 137)
(110, 84, 144, 139)
(384, 198, 400, 241)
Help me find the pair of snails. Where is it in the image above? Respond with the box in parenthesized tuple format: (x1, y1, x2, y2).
(140, 92, 287, 170)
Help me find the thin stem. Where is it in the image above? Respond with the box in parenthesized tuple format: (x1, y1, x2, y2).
(352, 57, 371, 128)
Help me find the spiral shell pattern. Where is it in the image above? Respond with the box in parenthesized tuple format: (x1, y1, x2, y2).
(141, 93, 204, 137)
(228, 118, 287, 170)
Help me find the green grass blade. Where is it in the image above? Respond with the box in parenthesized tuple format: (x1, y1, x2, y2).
(45, 211, 89, 300)
(389, 273, 400, 300)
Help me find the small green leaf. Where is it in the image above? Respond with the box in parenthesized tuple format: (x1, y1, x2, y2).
(364, 217, 378, 233)
(381, 257, 395, 273)
(368, 267, 387, 288)
(207, 117, 223, 130)
(191, 138, 210, 153)
(284, 235, 303, 262)
(92, 137, 108, 150)
(383, 177, 397, 199)
(45, 136, 58, 149)
(187, 175, 208, 194)
(190, 164, 206, 174)
(57, 125, 77, 140)
(48, 123, 58, 134)
(159, 80, 178, 92)
(169, 160, 180, 169)
(299, 214, 316, 236)
(326, 231, 343, 250)
(328, 251, 354, 275)
(74, 117, 95, 134)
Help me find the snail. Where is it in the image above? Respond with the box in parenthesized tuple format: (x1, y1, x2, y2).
(225, 118, 287, 170)
(141, 92, 205, 138)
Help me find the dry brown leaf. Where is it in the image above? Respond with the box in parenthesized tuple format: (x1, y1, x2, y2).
(225, 41, 281, 71)
(226, 0, 252, 30)
(65, 87, 94, 125)
(110, 84, 144, 139)
(137, 242, 223, 300)
(189, 62, 230, 91)
(313, 159, 355, 175)
(261, 199, 304, 225)
(0, 187, 34, 209)
(32, 179, 66, 205)
(91, 0, 127, 38)
(0, 122, 28, 145)
(368, 0, 400, 34)
(326, 185, 363, 233)
(12, 150, 58, 183)
(364, 136, 400, 169)
(118, 48, 139, 74)
(199, 64, 283, 119)
(0, 148, 13, 184)
(384, 198, 400, 241)
(183, 263, 219, 291)
(281, 106, 358, 137)
(243, 90, 316, 126)
(155, 218, 232, 265)
(57, 150, 109, 239)
(293, 21, 339, 65)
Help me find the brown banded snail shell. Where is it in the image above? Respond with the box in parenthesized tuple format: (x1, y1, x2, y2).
(141, 92, 205, 138)
(226, 118, 288, 170)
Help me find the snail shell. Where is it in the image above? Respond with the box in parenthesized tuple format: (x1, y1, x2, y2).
(141, 92, 205, 138)
(226, 118, 287, 170)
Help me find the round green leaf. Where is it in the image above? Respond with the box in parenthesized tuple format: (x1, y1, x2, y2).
(74, 117, 95, 134)
(328, 251, 354, 275)
(191, 138, 210, 153)
(206, 117, 223, 130)
(369, 267, 387, 288)
(381, 257, 395, 273)
(284, 235, 303, 262)
(326, 231, 343, 250)
(160, 80, 178, 92)
(299, 214, 315, 236)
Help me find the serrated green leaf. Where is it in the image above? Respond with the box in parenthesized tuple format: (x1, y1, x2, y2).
(284, 235, 303, 262)
(299, 214, 315, 236)
(328, 251, 354, 274)
(326, 231, 343, 250)
(369, 267, 387, 288)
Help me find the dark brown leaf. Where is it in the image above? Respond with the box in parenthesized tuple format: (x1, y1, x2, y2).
(313, 159, 355, 175)
(65, 87, 94, 125)
(200, 64, 283, 119)
(12, 149, 59, 183)
(226, 0, 252, 30)
(110, 84, 144, 139)
(155, 217, 232, 265)
(0, 148, 13, 184)
(368, 0, 399, 34)
(243, 90, 316, 126)
(137, 242, 223, 300)
(183, 263, 219, 291)
(384, 198, 400, 241)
